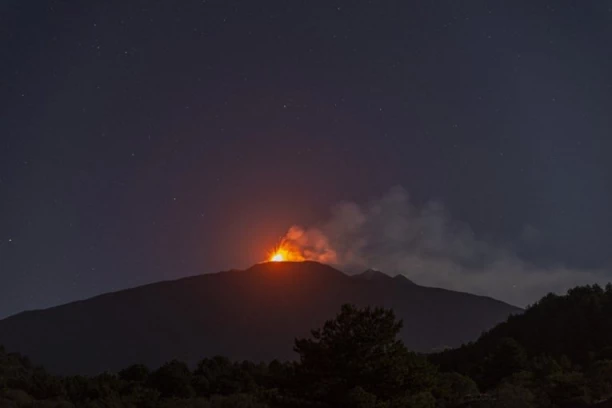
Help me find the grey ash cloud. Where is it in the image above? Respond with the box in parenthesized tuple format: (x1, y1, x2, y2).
(283, 186, 610, 307)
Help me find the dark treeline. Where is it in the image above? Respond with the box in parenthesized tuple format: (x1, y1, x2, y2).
(2, 285, 612, 408)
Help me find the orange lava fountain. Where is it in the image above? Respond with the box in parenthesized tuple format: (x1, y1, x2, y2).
(267, 239, 305, 262)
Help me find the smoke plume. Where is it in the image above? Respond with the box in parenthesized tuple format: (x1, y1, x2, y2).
(281, 186, 609, 307)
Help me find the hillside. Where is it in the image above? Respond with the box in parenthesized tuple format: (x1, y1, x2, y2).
(432, 284, 612, 392)
(0, 261, 520, 374)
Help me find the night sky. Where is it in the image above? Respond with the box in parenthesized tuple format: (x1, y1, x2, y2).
(2, 1, 612, 317)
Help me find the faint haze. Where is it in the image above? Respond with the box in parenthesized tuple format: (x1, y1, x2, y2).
(282, 186, 610, 306)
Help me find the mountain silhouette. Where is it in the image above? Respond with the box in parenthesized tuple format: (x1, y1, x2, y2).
(354, 268, 416, 284)
(0, 261, 521, 374)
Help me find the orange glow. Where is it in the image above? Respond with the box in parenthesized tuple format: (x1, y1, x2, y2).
(267, 239, 305, 262)
(270, 253, 284, 262)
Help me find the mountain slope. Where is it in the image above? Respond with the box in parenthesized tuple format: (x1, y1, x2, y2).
(0, 261, 521, 374)
(431, 284, 612, 381)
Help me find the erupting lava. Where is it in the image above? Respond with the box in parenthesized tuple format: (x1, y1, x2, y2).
(267, 239, 305, 262)
(270, 253, 285, 262)
(264, 225, 337, 264)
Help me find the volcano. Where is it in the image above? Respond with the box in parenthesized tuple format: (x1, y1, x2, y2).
(0, 261, 521, 374)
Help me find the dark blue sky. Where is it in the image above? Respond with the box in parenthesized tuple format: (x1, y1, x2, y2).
(2, 1, 611, 317)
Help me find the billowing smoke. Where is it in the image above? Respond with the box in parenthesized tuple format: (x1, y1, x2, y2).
(283, 226, 338, 264)
(280, 186, 609, 307)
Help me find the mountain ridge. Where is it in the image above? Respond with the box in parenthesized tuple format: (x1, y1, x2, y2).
(0, 261, 521, 374)
(3, 262, 511, 320)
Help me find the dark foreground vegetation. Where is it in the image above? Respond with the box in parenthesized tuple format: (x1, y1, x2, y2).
(2, 284, 612, 408)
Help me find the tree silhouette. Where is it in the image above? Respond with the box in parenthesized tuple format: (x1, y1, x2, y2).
(293, 304, 436, 407)
(148, 360, 194, 398)
(118, 364, 149, 383)
(482, 337, 528, 388)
